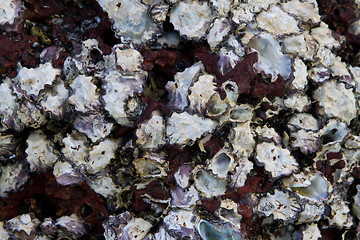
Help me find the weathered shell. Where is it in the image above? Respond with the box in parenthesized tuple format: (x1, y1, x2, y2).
(281, 0, 321, 25)
(166, 62, 205, 111)
(313, 80, 356, 124)
(39, 81, 69, 119)
(55, 214, 87, 239)
(86, 139, 118, 174)
(208, 148, 235, 179)
(170, 1, 213, 40)
(61, 131, 89, 166)
(87, 171, 120, 198)
(103, 212, 152, 240)
(188, 74, 217, 115)
(163, 209, 196, 239)
(255, 189, 301, 223)
(207, 18, 231, 50)
(256, 5, 299, 35)
(40, 218, 57, 238)
(255, 142, 298, 179)
(283, 172, 329, 201)
(136, 110, 166, 150)
(197, 219, 244, 240)
(229, 157, 254, 188)
(193, 167, 226, 198)
(0, 79, 18, 130)
(230, 122, 255, 158)
(15, 62, 61, 99)
(102, 70, 144, 126)
(248, 33, 292, 81)
(73, 113, 113, 142)
(170, 185, 199, 208)
(165, 112, 217, 145)
(0, 0, 23, 26)
(68, 75, 101, 113)
(0, 162, 29, 197)
(96, 0, 159, 45)
(26, 130, 59, 172)
(53, 161, 85, 186)
(5, 213, 41, 240)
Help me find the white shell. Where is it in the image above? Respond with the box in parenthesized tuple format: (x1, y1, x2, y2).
(15, 62, 60, 98)
(207, 18, 231, 50)
(193, 168, 226, 198)
(255, 142, 298, 178)
(283, 172, 329, 201)
(53, 161, 85, 186)
(26, 130, 58, 172)
(326, 193, 353, 228)
(256, 5, 299, 35)
(230, 157, 254, 188)
(56, 214, 87, 239)
(6, 213, 40, 237)
(297, 201, 325, 224)
(255, 189, 301, 222)
(170, 1, 213, 40)
(39, 81, 69, 119)
(208, 148, 235, 178)
(287, 113, 319, 132)
(96, 0, 159, 44)
(188, 74, 217, 114)
(87, 139, 118, 174)
(102, 70, 144, 126)
(163, 209, 195, 239)
(103, 212, 152, 240)
(73, 113, 113, 142)
(0, 162, 29, 197)
(88, 172, 120, 198)
(0, 79, 18, 130)
(290, 58, 308, 91)
(61, 132, 89, 166)
(68, 75, 101, 113)
(0, 222, 10, 239)
(311, 22, 340, 49)
(136, 110, 166, 150)
(313, 80, 356, 124)
(283, 93, 311, 112)
(0, 0, 22, 25)
(302, 223, 322, 240)
(248, 34, 292, 81)
(165, 112, 217, 145)
(166, 62, 205, 111)
(281, 0, 321, 25)
(230, 122, 255, 158)
(114, 48, 144, 73)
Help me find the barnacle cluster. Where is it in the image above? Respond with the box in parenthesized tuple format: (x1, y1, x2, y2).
(0, 0, 360, 239)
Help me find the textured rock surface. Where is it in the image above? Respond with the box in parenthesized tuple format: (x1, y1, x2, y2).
(0, 0, 360, 239)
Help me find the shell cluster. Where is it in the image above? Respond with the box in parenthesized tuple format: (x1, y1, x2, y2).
(0, 0, 360, 239)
